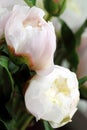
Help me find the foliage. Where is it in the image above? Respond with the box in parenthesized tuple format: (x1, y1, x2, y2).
(24, 0, 36, 7)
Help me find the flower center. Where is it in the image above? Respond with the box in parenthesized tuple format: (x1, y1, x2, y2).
(45, 76, 70, 104)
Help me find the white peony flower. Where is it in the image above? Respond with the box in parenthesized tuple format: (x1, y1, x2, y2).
(5, 5, 56, 75)
(25, 65, 79, 128)
(60, 0, 87, 32)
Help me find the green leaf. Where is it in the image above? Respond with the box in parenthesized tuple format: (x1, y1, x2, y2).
(8, 51, 25, 66)
(3, 119, 17, 130)
(78, 76, 87, 88)
(68, 51, 79, 71)
(0, 104, 12, 122)
(1, 115, 34, 130)
(5, 85, 34, 130)
(0, 120, 7, 130)
(0, 56, 14, 104)
(80, 86, 87, 100)
(24, 0, 36, 7)
(60, 20, 79, 71)
(0, 43, 8, 55)
(78, 76, 87, 99)
(8, 61, 19, 74)
(54, 38, 66, 65)
(0, 56, 14, 90)
(0, 56, 14, 121)
(61, 20, 76, 53)
(75, 19, 87, 46)
(43, 121, 54, 130)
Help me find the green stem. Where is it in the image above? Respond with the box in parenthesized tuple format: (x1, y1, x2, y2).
(43, 121, 53, 130)
(21, 115, 34, 130)
(45, 13, 52, 21)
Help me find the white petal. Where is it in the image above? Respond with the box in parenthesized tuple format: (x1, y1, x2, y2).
(25, 65, 80, 128)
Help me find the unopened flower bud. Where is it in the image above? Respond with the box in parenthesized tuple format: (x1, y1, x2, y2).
(44, 0, 66, 16)
(5, 5, 56, 75)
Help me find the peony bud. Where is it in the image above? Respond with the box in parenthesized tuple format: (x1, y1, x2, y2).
(5, 5, 56, 75)
(44, 0, 66, 16)
(25, 65, 79, 128)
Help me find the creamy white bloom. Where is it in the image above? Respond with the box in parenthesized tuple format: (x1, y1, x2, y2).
(60, 0, 87, 32)
(5, 5, 56, 75)
(25, 65, 79, 128)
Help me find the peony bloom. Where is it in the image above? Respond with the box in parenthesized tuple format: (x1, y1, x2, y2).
(60, 0, 87, 32)
(76, 31, 87, 87)
(0, 0, 27, 38)
(25, 65, 79, 128)
(5, 5, 56, 75)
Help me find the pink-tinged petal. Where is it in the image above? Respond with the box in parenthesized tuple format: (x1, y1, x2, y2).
(5, 5, 56, 75)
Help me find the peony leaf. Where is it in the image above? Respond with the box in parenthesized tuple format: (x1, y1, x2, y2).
(43, 121, 53, 130)
(68, 51, 79, 71)
(8, 61, 19, 74)
(24, 0, 36, 7)
(78, 76, 87, 87)
(61, 19, 76, 52)
(61, 20, 79, 71)
(0, 42, 8, 55)
(78, 76, 87, 100)
(0, 120, 7, 130)
(0, 56, 14, 122)
(0, 56, 14, 105)
(5, 85, 34, 130)
(0, 56, 14, 90)
(1, 115, 34, 130)
(79, 86, 87, 100)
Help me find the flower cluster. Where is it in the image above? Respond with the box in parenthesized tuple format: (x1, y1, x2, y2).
(0, 0, 80, 129)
